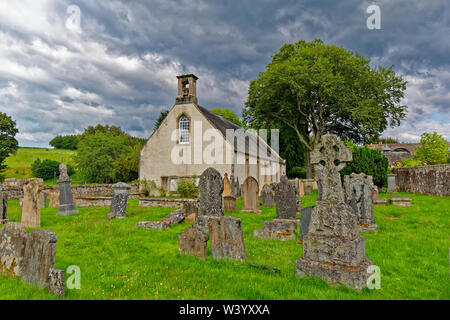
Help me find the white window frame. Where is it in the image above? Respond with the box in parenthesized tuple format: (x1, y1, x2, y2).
(179, 116, 190, 144)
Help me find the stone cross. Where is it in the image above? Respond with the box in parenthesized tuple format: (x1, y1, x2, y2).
(311, 135, 352, 202)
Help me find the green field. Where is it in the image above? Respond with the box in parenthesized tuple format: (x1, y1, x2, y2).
(0, 191, 449, 300)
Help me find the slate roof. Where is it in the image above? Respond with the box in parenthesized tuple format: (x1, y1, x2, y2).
(197, 105, 284, 163)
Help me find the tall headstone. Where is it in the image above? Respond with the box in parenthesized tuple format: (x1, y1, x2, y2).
(295, 135, 373, 290)
(107, 182, 131, 219)
(299, 206, 314, 240)
(56, 163, 78, 216)
(275, 176, 297, 219)
(0, 222, 27, 276)
(209, 216, 246, 261)
(21, 229, 57, 288)
(21, 179, 43, 228)
(196, 168, 224, 231)
(230, 175, 239, 199)
(240, 176, 261, 213)
(387, 174, 397, 193)
(344, 173, 378, 232)
(299, 180, 305, 197)
(178, 226, 209, 258)
(223, 173, 233, 198)
(0, 185, 8, 224)
(260, 184, 275, 207)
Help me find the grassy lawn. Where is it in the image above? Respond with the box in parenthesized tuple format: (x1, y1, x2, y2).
(0, 191, 449, 300)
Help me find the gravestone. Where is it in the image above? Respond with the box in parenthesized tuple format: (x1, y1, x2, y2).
(21, 229, 57, 288)
(56, 163, 78, 216)
(209, 216, 246, 261)
(223, 196, 237, 213)
(0, 222, 27, 276)
(0, 185, 8, 224)
(48, 189, 60, 208)
(178, 226, 209, 258)
(137, 209, 188, 230)
(344, 173, 378, 233)
(240, 176, 261, 213)
(223, 173, 233, 198)
(40, 192, 47, 209)
(299, 206, 314, 240)
(183, 200, 199, 224)
(388, 196, 412, 206)
(254, 176, 300, 241)
(299, 180, 305, 197)
(21, 179, 43, 228)
(295, 135, 373, 290)
(49, 268, 65, 297)
(387, 174, 397, 193)
(305, 186, 311, 196)
(196, 168, 224, 231)
(275, 176, 297, 219)
(260, 184, 275, 207)
(107, 182, 131, 219)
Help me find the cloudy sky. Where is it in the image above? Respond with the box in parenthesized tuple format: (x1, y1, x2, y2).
(0, 0, 448, 147)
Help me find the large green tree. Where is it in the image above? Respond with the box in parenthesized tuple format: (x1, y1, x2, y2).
(210, 108, 243, 127)
(244, 39, 407, 178)
(414, 132, 448, 165)
(0, 112, 19, 179)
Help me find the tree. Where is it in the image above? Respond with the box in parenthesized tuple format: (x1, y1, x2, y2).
(49, 135, 79, 150)
(210, 108, 243, 127)
(153, 110, 170, 132)
(110, 142, 144, 182)
(414, 132, 448, 165)
(0, 112, 19, 179)
(244, 39, 407, 178)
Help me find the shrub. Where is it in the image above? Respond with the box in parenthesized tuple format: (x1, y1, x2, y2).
(289, 166, 306, 179)
(139, 179, 158, 197)
(401, 158, 422, 167)
(177, 179, 199, 198)
(340, 146, 389, 189)
(34, 160, 60, 180)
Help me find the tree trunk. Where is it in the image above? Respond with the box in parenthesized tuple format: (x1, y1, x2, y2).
(306, 149, 313, 179)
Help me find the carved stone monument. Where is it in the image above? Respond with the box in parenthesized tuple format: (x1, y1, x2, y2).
(209, 216, 246, 261)
(178, 226, 209, 258)
(107, 182, 131, 219)
(260, 184, 275, 207)
(195, 167, 224, 231)
(56, 163, 78, 216)
(240, 176, 261, 214)
(223, 173, 233, 198)
(344, 173, 378, 232)
(295, 135, 373, 290)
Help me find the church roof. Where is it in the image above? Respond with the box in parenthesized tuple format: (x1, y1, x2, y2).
(197, 106, 284, 163)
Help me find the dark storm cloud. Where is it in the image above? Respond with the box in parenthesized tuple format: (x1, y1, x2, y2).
(0, 0, 448, 146)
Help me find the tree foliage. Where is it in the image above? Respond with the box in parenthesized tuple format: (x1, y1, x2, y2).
(154, 110, 170, 132)
(210, 108, 243, 127)
(49, 135, 79, 150)
(0, 112, 19, 178)
(243, 39, 407, 178)
(414, 132, 448, 165)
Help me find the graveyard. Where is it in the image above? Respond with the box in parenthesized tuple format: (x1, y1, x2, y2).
(0, 189, 448, 300)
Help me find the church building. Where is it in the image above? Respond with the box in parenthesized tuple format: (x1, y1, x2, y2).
(139, 74, 286, 192)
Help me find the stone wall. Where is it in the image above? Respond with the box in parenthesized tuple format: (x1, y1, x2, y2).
(394, 164, 450, 196)
(139, 198, 198, 209)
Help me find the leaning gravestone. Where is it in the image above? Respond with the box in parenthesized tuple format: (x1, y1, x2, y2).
(295, 135, 373, 290)
(56, 163, 78, 216)
(107, 182, 131, 219)
(260, 184, 275, 207)
(21, 229, 57, 288)
(344, 173, 378, 232)
(21, 179, 43, 228)
(0, 185, 8, 224)
(240, 176, 261, 214)
(0, 222, 27, 276)
(195, 168, 224, 231)
(209, 216, 246, 261)
(178, 226, 209, 258)
(137, 209, 188, 230)
(254, 176, 299, 241)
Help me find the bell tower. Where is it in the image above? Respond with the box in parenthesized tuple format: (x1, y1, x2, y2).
(176, 74, 198, 105)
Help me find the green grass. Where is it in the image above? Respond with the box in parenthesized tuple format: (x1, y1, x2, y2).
(0, 191, 449, 300)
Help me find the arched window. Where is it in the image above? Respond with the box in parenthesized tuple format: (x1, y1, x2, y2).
(179, 116, 190, 144)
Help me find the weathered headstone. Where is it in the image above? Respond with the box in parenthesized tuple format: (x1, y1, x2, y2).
(223, 196, 237, 213)
(178, 226, 209, 258)
(299, 180, 305, 197)
(21, 178, 43, 228)
(295, 135, 373, 290)
(49, 268, 65, 297)
(40, 192, 47, 209)
(209, 216, 246, 261)
(107, 182, 131, 219)
(344, 173, 378, 233)
(183, 200, 199, 224)
(275, 176, 297, 219)
(56, 163, 78, 216)
(0, 185, 8, 224)
(21, 229, 57, 288)
(196, 168, 224, 231)
(260, 184, 275, 207)
(48, 189, 60, 208)
(253, 219, 299, 240)
(387, 174, 397, 193)
(0, 222, 27, 276)
(223, 173, 233, 198)
(299, 206, 314, 240)
(240, 176, 261, 214)
(137, 209, 188, 230)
